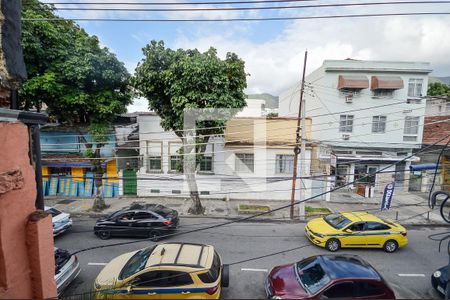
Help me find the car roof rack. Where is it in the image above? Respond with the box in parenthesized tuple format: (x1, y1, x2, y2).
(149, 242, 209, 269)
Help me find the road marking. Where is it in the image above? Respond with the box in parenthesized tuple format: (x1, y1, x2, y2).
(88, 262, 107, 266)
(241, 268, 268, 272)
(398, 274, 425, 277)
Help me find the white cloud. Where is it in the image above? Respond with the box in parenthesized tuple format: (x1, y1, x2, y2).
(174, 14, 450, 95)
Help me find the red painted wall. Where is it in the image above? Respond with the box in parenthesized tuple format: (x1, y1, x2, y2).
(0, 122, 57, 298)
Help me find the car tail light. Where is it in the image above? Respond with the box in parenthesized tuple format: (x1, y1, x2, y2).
(163, 220, 173, 225)
(401, 232, 407, 236)
(206, 286, 218, 295)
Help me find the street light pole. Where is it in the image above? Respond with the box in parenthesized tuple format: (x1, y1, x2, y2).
(290, 50, 308, 220)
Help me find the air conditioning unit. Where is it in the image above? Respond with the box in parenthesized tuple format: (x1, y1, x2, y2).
(345, 95, 353, 103)
(342, 134, 350, 140)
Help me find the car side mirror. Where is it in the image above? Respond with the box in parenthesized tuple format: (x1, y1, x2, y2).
(343, 228, 351, 233)
(127, 285, 133, 293)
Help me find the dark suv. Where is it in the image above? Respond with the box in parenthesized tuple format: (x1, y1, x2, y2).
(94, 203, 179, 240)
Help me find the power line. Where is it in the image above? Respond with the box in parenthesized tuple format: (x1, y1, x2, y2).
(45, 0, 319, 6)
(22, 12, 450, 22)
(66, 133, 449, 255)
(51, 1, 450, 12)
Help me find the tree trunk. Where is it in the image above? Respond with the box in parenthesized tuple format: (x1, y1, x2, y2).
(91, 149, 108, 212)
(183, 137, 205, 215)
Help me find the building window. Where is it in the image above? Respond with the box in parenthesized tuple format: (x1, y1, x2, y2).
(404, 116, 420, 135)
(235, 153, 254, 173)
(408, 78, 423, 98)
(403, 136, 417, 142)
(339, 115, 354, 132)
(373, 89, 393, 97)
(169, 155, 181, 172)
(148, 156, 162, 172)
(276, 155, 294, 173)
(372, 116, 387, 133)
(199, 156, 213, 172)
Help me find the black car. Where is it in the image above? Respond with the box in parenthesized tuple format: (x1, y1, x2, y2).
(432, 265, 449, 297)
(94, 203, 179, 240)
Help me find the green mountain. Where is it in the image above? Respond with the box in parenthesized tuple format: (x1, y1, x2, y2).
(247, 93, 279, 109)
(429, 76, 450, 85)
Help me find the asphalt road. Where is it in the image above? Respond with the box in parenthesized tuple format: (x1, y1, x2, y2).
(56, 216, 449, 299)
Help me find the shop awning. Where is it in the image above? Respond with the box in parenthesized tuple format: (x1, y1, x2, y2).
(371, 76, 404, 90)
(409, 163, 438, 171)
(337, 75, 369, 90)
(42, 161, 106, 168)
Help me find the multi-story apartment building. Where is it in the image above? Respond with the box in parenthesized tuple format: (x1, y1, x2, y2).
(279, 59, 432, 192)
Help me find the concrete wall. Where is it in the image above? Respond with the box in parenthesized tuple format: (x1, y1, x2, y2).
(0, 122, 57, 299)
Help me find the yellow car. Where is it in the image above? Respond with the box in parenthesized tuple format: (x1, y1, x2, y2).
(305, 212, 408, 253)
(94, 242, 229, 299)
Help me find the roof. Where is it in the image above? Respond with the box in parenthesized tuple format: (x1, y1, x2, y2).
(319, 255, 380, 280)
(422, 116, 450, 145)
(341, 212, 381, 222)
(146, 243, 214, 270)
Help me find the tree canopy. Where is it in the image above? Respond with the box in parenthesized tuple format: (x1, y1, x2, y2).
(21, 0, 131, 125)
(132, 40, 247, 213)
(428, 82, 450, 97)
(21, 0, 132, 210)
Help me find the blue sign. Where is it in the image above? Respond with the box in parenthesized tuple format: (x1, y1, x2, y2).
(381, 182, 395, 211)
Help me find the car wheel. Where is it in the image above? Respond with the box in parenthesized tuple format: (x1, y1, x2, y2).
(149, 230, 160, 242)
(326, 238, 340, 252)
(221, 264, 230, 287)
(98, 231, 111, 240)
(384, 240, 398, 253)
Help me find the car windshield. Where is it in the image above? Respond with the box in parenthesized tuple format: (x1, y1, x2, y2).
(108, 210, 125, 220)
(45, 208, 61, 217)
(324, 214, 352, 229)
(119, 246, 155, 280)
(295, 257, 331, 295)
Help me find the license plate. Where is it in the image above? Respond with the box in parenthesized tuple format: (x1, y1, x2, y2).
(438, 285, 445, 294)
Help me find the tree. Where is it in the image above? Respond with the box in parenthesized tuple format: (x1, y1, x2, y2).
(428, 82, 450, 96)
(132, 40, 247, 214)
(21, 0, 131, 211)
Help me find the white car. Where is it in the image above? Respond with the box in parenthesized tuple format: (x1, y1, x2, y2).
(55, 248, 80, 295)
(45, 206, 72, 236)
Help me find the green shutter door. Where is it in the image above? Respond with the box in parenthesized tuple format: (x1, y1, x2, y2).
(123, 169, 137, 195)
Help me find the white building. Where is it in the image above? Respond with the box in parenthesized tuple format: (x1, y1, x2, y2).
(279, 59, 432, 192)
(135, 111, 330, 201)
(425, 97, 450, 116)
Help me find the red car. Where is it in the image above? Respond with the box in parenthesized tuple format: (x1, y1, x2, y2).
(265, 255, 395, 299)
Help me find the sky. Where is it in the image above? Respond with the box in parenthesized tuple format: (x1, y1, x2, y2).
(42, 0, 450, 112)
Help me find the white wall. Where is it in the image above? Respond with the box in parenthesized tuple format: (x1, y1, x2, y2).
(425, 98, 450, 116)
(236, 99, 265, 117)
(279, 60, 431, 150)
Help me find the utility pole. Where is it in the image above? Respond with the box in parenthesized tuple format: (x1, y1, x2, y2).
(290, 50, 308, 220)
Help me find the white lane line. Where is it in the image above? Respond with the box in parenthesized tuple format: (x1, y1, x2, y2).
(398, 274, 425, 277)
(241, 268, 268, 272)
(88, 262, 107, 266)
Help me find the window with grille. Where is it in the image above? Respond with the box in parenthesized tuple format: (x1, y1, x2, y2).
(404, 116, 420, 135)
(373, 89, 393, 97)
(199, 156, 213, 172)
(372, 116, 387, 133)
(169, 155, 181, 172)
(339, 115, 354, 132)
(235, 153, 254, 173)
(408, 78, 423, 98)
(276, 155, 294, 173)
(148, 156, 162, 172)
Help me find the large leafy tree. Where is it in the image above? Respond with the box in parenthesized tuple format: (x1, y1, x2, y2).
(428, 82, 450, 96)
(132, 40, 247, 214)
(21, 0, 131, 210)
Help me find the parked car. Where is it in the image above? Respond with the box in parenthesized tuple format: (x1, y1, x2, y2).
(54, 248, 80, 295)
(94, 203, 179, 240)
(94, 242, 229, 299)
(305, 212, 408, 252)
(431, 265, 448, 297)
(266, 254, 395, 299)
(45, 206, 72, 236)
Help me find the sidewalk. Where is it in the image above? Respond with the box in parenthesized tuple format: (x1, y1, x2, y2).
(44, 190, 448, 226)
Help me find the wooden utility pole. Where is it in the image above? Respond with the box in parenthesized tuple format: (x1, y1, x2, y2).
(290, 50, 308, 220)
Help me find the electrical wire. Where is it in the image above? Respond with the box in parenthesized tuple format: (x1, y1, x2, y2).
(22, 12, 450, 22)
(45, 0, 321, 6)
(51, 1, 450, 12)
